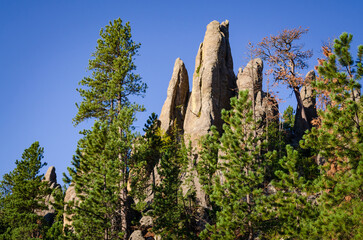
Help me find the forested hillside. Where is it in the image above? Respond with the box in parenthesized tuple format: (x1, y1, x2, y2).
(1, 18, 362, 240)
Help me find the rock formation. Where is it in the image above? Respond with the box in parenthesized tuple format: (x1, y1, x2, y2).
(129, 230, 145, 240)
(237, 58, 279, 134)
(183, 20, 236, 144)
(159, 58, 189, 133)
(181, 20, 236, 208)
(38, 166, 61, 223)
(294, 70, 318, 143)
(236, 58, 263, 99)
(44, 166, 57, 185)
(63, 184, 77, 228)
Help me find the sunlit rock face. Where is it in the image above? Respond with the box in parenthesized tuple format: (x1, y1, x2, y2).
(181, 20, 236, 208)
(159, 58, 189, 134)
(183, 20, 236, 145)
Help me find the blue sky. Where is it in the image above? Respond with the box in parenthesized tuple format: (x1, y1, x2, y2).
(1, 0, 362, 184)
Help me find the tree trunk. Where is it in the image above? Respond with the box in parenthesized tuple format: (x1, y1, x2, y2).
(119, 126, 129, 240)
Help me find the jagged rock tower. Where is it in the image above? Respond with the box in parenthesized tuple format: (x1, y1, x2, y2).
(183, 20, 236, 143)
(37, 166, 61, 223)
(159, 58, 190, 133)
(237, 58, 279, 133)
(183, 20, 236, 207)
(159, 20, 281, 208)
(293, 70, 318, 144)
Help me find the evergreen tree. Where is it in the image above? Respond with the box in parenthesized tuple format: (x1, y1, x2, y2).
(265, 146, 318, 239)
(302, 33, 363, 239)
(130, 113, 162, 209)
(66, 108, 135, 239)
(200, 91, 272, 240)
(73, 18, 146, 125)
(0, 142, 50, 239)
(282, 105, 295, 144)
(151, 126, 198, 239)
(197, 125, 220, 223)
(197, 126, 220, 199)
(70, 18, 146, 239)
(44, 185, 67, 240)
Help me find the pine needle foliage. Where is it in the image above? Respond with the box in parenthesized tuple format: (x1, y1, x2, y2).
(151, 126, 198, 239)
(65, 108, 135, 239)
(302, 32, 363, 239)
(200, 91, 272, 240)
(0, 142, 50, 239)
(73, 18, 146, 125)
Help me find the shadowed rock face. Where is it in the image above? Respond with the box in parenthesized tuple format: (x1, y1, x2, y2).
(237, 58, 263, 99)
(159, 58, 189, 133)
(294, 70, 318, 143)
(37, 166, 61, 223)
(237, 58, 279, 134)
(184, 20, 236, 145)
(44, 166, 57, 183)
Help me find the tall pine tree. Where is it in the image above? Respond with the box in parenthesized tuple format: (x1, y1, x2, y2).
(69, 18, 146, 239)
(200, 91, 273, 240)
(0, 142, 50, 239)
(66, 108, 135, 239)
(302, 33, 363, 239)
(151, 126, 198, 239)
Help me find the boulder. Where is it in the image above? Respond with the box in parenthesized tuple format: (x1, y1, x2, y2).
(140, 215, 153, 229)
(159, 58, 189, 133)
(129, 230, 145, 240)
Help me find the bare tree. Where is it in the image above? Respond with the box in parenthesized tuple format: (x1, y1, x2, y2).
(257, 27, 313, 130)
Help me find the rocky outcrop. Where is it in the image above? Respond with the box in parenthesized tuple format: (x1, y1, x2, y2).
(128, 213, 155, 240)
(236, 58, 263, 99)
(63, 184, 77, 228)
(159, 58, 189, 133)
(294, 70, 318, 143)
(182, 20, 236, 208)
(44, 166, 57, 185)
(37, 166, 61, 223)
(140, 215, 153, 230)
(237, 58, 279, 133)
(184, 20, 236, 144)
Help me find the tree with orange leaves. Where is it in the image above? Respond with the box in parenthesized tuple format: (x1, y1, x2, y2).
(301, 32, 362, 239)
(257, 27, 313, 131)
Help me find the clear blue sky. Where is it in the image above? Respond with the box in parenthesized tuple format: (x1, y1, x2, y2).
(1, 0, 362, 184)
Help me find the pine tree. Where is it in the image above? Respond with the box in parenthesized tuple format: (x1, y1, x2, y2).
(265, 146, 318, 239)
(0, 142, 50, 239)
(66, 108, 135, 239)
(130, 113, 162, 209)
(70, 18, 146, 239)
(302, 33, 363, 239)
(197, 125, 220, 222)
(200, 91, 272, 240)
(73, 18, 146, 125)
(151, 126, 198, 239)
(44, 186, 66, 240)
